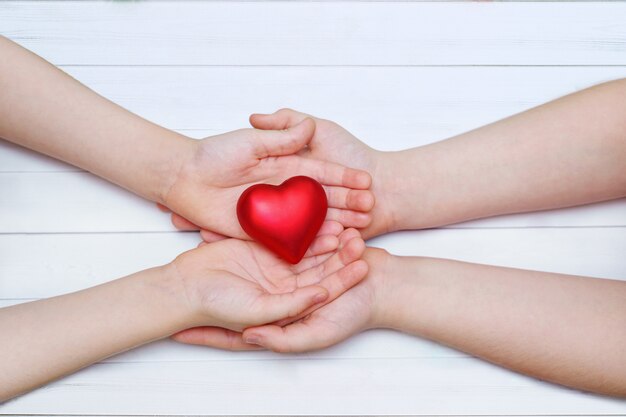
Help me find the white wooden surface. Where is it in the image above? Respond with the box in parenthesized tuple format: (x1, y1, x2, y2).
(1, 1, 626, 415)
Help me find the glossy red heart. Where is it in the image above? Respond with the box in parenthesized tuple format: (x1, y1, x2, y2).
(237, 176, 328, 264)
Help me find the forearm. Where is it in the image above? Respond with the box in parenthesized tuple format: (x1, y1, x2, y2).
(0, 264, 189, 402)
(377, 255, 626, 396)
(379, 78, 626, 230)
(0, 36, 191, 203)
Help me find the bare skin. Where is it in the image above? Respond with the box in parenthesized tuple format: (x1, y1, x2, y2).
(176, 79, 626, 396)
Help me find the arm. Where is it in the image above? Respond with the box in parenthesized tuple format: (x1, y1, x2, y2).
(0, 230, 367, 402)
(0, 35, 186, 203)
(0, 36, 373, 237)
(250, 79, 626, 236)
(383, 78, 626, 230)
(243, 249, 626, 397)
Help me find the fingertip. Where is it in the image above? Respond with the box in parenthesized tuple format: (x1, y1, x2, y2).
(156, 203, 171, 213)
(359, 190, 376, 212)
(171, 213, 199, 231)
(338, 227, 363, 247)
(344, 169, 372, 190)
(307, 234, 339, 257)
(347, 189, 375, 212)
(312, 286, 329, 304)
(340, 234, 366, 263)
(318, 220, 343, 237)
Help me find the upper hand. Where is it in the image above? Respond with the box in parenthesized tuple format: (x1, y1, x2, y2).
(160, 118, 375, 239)
(250, 109, 398, 239)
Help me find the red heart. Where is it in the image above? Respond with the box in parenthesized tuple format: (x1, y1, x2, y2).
(237, 176, 328, 264)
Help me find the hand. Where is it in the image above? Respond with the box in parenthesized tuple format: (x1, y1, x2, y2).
(170, 227, 369, 349)
(172, 237, 390, 352)
(160, 118, 374, 239)
(250, 109, 398, 239)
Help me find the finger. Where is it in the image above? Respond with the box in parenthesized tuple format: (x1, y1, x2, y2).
(324, 186, 375, 212)
(171, 326, 264, 351)
(253, 118, 315, 158)
(326, 207, 372, 229)
(317, 220, 343, 237)
(156, 203, 171, 213)
(294, 227, 361, 273)
(249, 108, 311, 131)
(171, 213, 200, 231)
(338, 227, 362, 247)
(297, 234, 366, 288)
(243, 320, 337, 353)
(304, 234, 339, 258)
(296, 158, 372, 190)
(277, 259, 368, 328)
(252, 285, 328, 324)
(200, 229, 229, 243)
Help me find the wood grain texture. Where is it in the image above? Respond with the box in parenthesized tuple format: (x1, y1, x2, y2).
(0, 228, 623, 368)
(2, 1, 626, 65)
(1, 172, 624, 232)
(2, 1, 626, 415)
(1, 66, 625, 172)
(3, 358, 626, 415)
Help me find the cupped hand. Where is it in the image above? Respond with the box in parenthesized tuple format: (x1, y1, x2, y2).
(170, 226, 369, 349)
(160, 118, 374, 239)
(172, 234, 388, 352)
(250, 109, 396, 239)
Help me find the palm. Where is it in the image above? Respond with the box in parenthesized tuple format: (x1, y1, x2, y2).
(171, 229, 368, 349)
(239, 247, 389, 352)
(163, 120, 374, 239)
(169, 135, 312, 238)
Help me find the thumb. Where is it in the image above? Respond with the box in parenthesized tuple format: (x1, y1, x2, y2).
(252, 117, 315, 158)
(250, 108, 310, 130)
(251, 285, 328, 325)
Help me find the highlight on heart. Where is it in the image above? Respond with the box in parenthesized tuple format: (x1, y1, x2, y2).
(2, 33, 626, 402)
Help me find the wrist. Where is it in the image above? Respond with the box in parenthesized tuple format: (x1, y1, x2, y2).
(363, 247, 400, 329)
(153, 133, 197, 206)
(367, 250, 423, 331)
(137, 262, 200, 333)
(371, 150, 412, 234)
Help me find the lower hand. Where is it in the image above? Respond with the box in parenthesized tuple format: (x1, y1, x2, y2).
(169, 227, 369, 349)
(173, 243, 390, 352)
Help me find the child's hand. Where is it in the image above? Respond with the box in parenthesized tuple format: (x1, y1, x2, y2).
(160, 118, 374, 239)
(169, 227, 368, 347)
(250, 109, 395, 239)
(172, 230, 383, 352)
(242, 246, 390, 353)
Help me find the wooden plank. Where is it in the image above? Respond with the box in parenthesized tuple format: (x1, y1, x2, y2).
(1, 227, 623, 366)
(3, 66, 626, 173)
(2, 228, 623, 300)
(1, 171, 625, 232)
(3, 358, 626, 415)
(2, 2, 626, 66)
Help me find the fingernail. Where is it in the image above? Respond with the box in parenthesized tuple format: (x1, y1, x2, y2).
(245, 336, 260, 345)
(313, 292, 327, 303)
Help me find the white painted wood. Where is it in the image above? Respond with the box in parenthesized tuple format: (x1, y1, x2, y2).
(2, 66, 625, 173)
(2, 228, 624, 300)
(0, 227, 623, 368)
(2, 2, 626, 66)
(1, 172, 624, 232)
(2, 1, 626, 415)
(4, 358, 626, 415)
